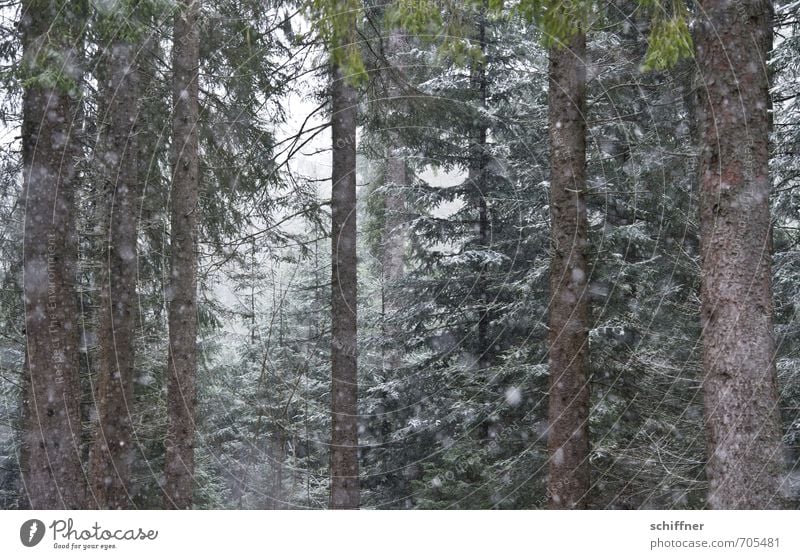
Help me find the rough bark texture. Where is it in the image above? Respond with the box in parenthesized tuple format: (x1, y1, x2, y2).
(329, 66, 360, 509)
(164, 0, 200, 510)
(19, 0, 86, 509)
(88, 40, 140, 510)
(695, 0, 785, 509)
(546, 31, 590, 510)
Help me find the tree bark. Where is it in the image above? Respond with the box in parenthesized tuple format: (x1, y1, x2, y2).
(329, 65, 360, 509)
(164, 0, 200, 510)
(19, 0, 86, 509)
(695, 0, 785, 509)
(546, 30, 590, 510)
(88, 37, 141, 510)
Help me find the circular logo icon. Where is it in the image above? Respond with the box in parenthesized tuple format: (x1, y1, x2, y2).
(20, 519, 45, 547)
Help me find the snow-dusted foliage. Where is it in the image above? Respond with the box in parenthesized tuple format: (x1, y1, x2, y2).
(0, 0, 796, 510)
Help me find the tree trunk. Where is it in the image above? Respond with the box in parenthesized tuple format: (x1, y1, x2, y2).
(546, 30, 590, 510)
(274, 429, 285, 509)
(164, 0, 200, 510)
(471, 16, 490, 370)
(382, 147, 406, 372)
(695, 0, 785, 509)
(382, 28, 408, 373)
(88, 38, 141, 510)
(329, 65, 360, 509)
(19, 0, 86, 509)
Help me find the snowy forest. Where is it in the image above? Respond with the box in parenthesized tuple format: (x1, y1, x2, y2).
(0, 0, 799, 510)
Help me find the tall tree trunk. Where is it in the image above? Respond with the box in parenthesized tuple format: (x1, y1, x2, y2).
(329, 65, 360, 509)
(546, 30, 590, 510)
(19, 0, 86, 509)
(695, 0, 785, 509)
(88, 36, 141, 510)
(164, 0, 200, 510)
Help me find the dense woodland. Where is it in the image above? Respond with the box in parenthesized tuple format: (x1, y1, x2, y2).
(0, 0, 799, 510)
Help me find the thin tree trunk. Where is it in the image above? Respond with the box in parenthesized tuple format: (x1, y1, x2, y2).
(546, 30, 590, 510)
(329, 65, 360, 509)
(274, 429, 285, 509)
(471, 15, 490, 370)
(164, 0, 200, 510)
(19, 0, 86, 509)
(695, 0, 785, 509)
(88, 37, 141, 510)
(382, 28, 408, 373)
